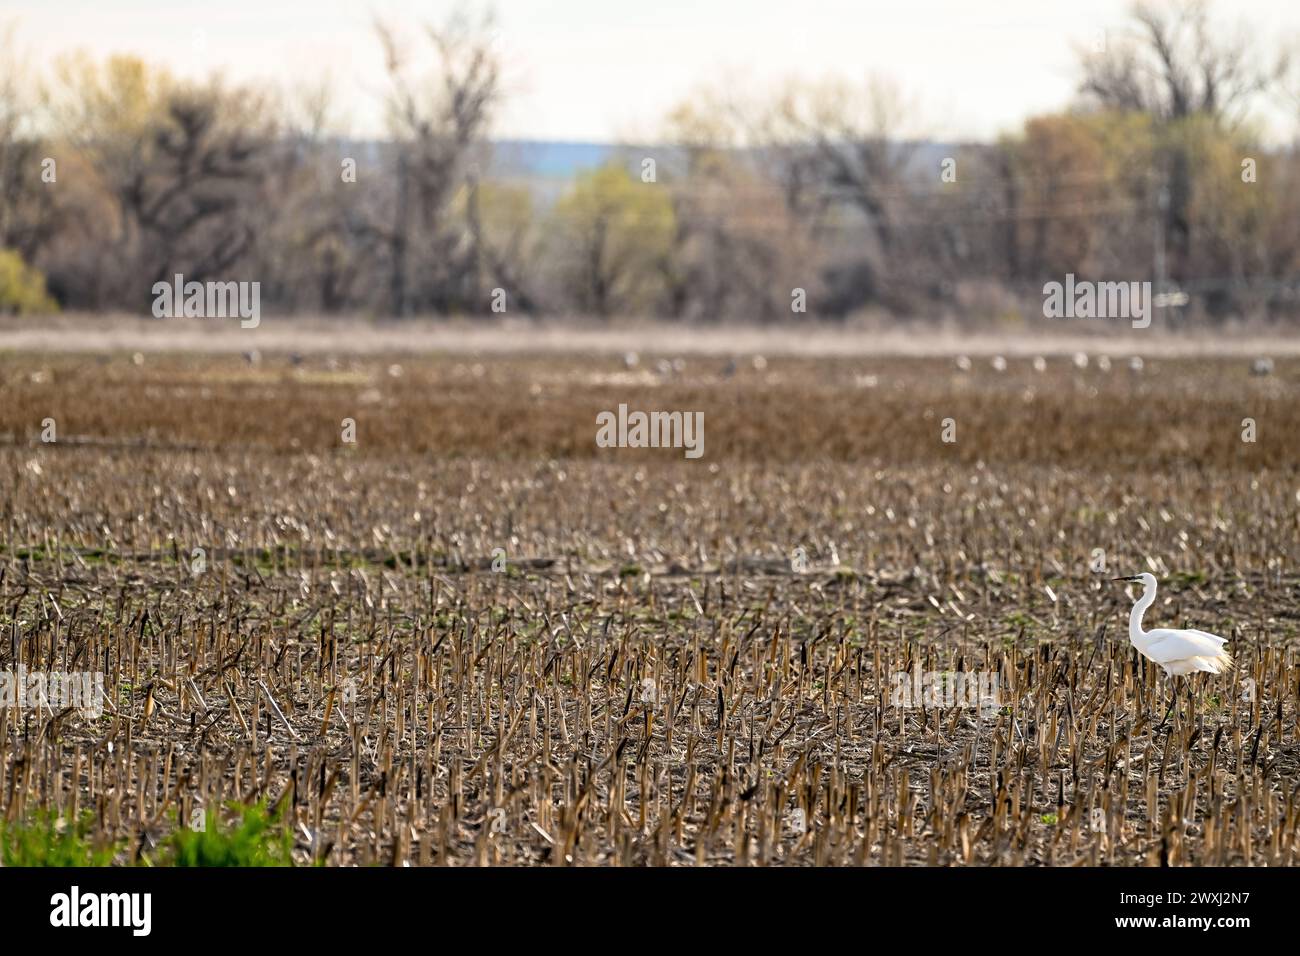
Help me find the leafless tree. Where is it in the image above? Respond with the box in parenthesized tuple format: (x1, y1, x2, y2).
(40, 57, 275, 309)
(370, 9, 500, 316)
(1080, 0, 1289, 126)
(0, 24, 57, 261)
(1078, 1, 1290, 288)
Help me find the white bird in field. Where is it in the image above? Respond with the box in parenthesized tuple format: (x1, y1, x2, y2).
(1114, 573, 1233, 728)
(1113, 573, 1232, 677)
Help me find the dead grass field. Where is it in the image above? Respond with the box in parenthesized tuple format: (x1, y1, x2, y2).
(0, 344, 1298, 865)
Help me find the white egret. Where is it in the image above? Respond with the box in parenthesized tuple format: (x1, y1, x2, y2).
(1113, 573, 1233, 726)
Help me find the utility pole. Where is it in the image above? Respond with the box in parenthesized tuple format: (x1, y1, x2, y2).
(1153, 179, 1171, 328)
(390, 151, 410, 318)
(1153, 181, 1168, 297)
(466, 161, 484, 311)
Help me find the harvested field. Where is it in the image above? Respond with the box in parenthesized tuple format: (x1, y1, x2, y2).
(1, 346, 1298, 865)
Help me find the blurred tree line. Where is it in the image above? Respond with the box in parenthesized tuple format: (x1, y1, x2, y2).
(1, 1, 1297, 323)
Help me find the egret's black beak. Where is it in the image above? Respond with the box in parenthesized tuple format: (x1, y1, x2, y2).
(1111, 575, 1140, 582)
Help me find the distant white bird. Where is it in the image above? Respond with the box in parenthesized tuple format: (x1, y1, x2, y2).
(1032, 356, 1047, 373)
(1072, 351, 1088, 370)
(1114, 573, 1233, 725)
(1128, 356, 1144, 374)
(1251, 357, 1274, 376)
(955, 355, 972, 372)
(1096, 355, 1111, 372)
(990, 355, 1007, 372)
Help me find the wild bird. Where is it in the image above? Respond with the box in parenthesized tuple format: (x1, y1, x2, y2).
(1113, 573, 1233, 726)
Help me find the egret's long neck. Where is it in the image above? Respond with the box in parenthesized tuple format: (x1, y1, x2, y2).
(1129, 586, 1155, 644)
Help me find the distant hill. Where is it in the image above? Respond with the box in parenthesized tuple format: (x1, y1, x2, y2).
(488, 140, 620, 178)
(334, 137, 968, 204)
(482, 138, 971, 183)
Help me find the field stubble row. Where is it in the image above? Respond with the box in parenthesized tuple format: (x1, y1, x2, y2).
(0, 350, 1297, 865)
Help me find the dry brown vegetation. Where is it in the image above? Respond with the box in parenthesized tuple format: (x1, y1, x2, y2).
(0, 346, 1298, 865)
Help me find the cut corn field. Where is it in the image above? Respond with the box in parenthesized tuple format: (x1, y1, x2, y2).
(1, 347, 1298, 865)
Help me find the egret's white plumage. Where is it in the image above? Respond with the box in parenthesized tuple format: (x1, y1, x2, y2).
(1117, 573, 1233, 677)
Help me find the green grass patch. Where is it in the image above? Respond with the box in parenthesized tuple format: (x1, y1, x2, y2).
(161, 803, 295, 867)
(1, 811, 118, 866)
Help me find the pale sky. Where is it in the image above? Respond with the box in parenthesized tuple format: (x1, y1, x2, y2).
(6, 0, 1299, 142)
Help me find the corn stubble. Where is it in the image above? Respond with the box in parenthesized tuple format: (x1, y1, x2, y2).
(0, 351, 1297, 865)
